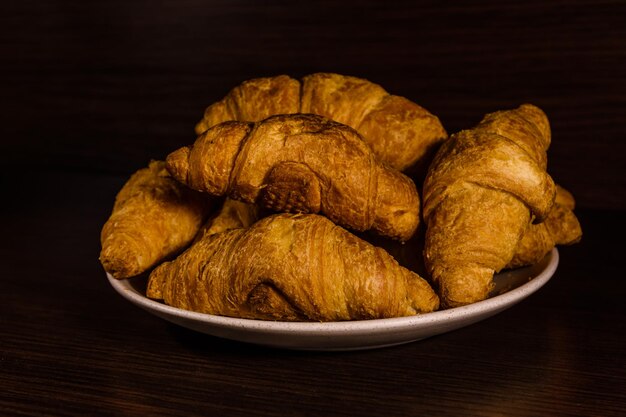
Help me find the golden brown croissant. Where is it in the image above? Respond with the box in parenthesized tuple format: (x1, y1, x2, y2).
(100, 161, 213, 279)
(194, 73, 447, 172)
(147, 213, 439, 321)
(507, 184, 582, 269)
(167, 113, 421, 241)
(422, 104, 556, 308)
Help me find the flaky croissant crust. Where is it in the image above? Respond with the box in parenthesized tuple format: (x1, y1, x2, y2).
(423, 104, 556, 308)
(507, 184, 582, 269)
(194, 73, 447, 172)
(147, 213, 439, 321)
(167, 113, 421, 241)
(423, 116, 555, 223)
(100, 161, 212, 279)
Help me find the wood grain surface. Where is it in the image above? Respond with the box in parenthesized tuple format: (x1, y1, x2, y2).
(1, 1, 625, 416)
(1, 172, 625, 416)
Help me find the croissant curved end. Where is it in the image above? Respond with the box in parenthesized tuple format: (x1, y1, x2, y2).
(195, 120, 208, 136)
(146, 262, 170, 300)
(100, 237, 144, 279)
(166, 147, 191, 186)
(517, 104, 551, 146)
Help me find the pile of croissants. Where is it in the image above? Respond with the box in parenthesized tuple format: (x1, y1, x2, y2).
(100, 73, 582, 321)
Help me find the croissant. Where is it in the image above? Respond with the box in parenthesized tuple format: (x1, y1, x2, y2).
(100, 161, 212, 279)
(194, 73, 447, 172)
(147, 213, 439, 321)
(167, 113, 421, 241)
(422, 104, 556, 308)
(507, 184, 582, 269)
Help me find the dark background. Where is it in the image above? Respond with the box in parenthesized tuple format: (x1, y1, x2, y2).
(1, 0, 624, 209)
(1, 1, 625, 416)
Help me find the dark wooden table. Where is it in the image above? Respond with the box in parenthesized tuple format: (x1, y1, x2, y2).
(1, 1, 625, 416)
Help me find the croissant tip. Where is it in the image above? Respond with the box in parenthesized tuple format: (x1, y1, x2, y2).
(100, 244, 141, 279)
(146, 265, 167, 300)
(165, 147, 191, 185)
(194, 122, 207, 136)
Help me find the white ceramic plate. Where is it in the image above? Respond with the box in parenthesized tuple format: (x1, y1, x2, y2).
(107, 248, 558, 351)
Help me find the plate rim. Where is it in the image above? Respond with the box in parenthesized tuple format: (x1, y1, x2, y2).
(107, 248, 559, 337)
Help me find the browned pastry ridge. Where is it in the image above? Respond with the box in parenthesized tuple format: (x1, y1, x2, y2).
(100, 161, 213, 279)
(166, 113, 421, 242)
(194, 73, 448, 172)
(507, 184, 582, 269)
(147, 213, 439, 321)
(422, 104, 557, 308)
